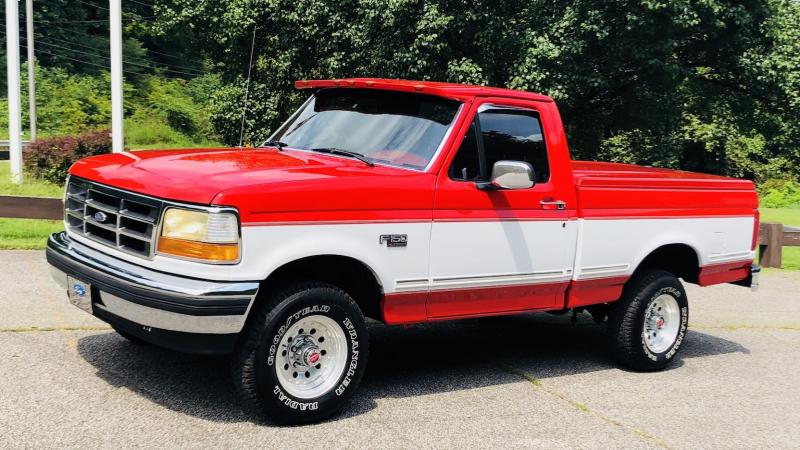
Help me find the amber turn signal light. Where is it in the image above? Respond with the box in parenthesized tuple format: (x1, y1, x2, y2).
(157, 236, 239, 263)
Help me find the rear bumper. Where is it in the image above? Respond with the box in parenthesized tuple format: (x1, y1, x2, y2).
(731, 264, 761, 292)
(46, 232, 259, 354)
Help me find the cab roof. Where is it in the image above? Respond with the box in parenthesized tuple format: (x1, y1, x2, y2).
(295, 78, 553, 103)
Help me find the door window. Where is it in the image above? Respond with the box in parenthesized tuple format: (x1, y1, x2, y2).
(449, 107, 550, 183)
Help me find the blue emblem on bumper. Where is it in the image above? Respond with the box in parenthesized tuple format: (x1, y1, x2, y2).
(72, 284, 86, 297)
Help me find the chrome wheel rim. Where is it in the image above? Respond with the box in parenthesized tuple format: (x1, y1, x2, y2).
(274, 314, 348, 399)
(643, 294, 681, 354)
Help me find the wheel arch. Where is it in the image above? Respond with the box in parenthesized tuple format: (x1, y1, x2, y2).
(245, 254, 385, 328)
(630, 242, 701, 284)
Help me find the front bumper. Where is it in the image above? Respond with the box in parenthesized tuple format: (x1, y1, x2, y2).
(46, 232, 259, 354)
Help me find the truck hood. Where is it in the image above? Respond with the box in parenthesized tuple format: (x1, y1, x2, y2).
(69, 148, 436, 223)
(69, 147, 383, 204)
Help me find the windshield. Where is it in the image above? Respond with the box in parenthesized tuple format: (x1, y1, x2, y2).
(269, 88, 461, 170)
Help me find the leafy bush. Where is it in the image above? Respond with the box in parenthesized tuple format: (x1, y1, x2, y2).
(23, 129, 113, 184)
(132, 76, 216, 139)
(759, 179, 800, 208)
(2, 67, 221, 148)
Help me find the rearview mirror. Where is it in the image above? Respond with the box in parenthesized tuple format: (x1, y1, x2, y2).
(477, 160, 535, 190)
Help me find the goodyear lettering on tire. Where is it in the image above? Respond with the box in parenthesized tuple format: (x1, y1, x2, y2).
(267, 305, 330, 366)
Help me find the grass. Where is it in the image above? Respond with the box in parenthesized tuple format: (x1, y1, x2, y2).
(0, 161, 64, 249)
(760, 208, 800, 270)
(0, 218, 63, 249)
(761, 208, 800, 227)
(0, 161, 64, 197)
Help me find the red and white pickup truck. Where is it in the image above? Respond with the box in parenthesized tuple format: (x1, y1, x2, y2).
(47, 78, 759, 424)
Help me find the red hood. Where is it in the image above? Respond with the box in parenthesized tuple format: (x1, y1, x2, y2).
(70, 148, 373, 204)
(69, 148, 436, 222)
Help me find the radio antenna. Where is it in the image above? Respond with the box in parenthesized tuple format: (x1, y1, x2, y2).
(238, 25, 258, 147)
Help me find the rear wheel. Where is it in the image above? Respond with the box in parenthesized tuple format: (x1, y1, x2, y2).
(608, 269, 689, 371)
(232, 282, 369, 424)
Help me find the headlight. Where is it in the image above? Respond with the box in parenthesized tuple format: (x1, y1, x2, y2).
(157, 208, 239, 263)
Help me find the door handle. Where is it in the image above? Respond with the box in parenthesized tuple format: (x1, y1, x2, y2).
(540, 199, 566, 210)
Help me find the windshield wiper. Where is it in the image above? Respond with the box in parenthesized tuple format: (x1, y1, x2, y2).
(309, 147, 375, 167)
(261, 140, 288, 150)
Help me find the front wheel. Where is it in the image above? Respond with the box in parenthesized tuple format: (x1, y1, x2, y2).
(607, 269, 689, 371)
(232, 282, 369, 424)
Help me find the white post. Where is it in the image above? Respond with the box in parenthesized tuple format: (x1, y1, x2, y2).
(6, 0, 23, 183)
(26, 0, 36, 142)
(109, 0, 124, 153)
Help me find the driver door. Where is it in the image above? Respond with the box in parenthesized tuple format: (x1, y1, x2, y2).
(427, 98, 577, 318)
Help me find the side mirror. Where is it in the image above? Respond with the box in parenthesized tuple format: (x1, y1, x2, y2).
(477, 160, 535, 191)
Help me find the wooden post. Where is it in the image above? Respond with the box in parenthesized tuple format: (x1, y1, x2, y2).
(759, 222, 783, 268)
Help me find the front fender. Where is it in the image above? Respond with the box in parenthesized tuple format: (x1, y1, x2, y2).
(239, 222, 432, 293)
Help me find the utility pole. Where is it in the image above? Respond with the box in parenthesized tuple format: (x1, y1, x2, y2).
(26, 0, 36, 142)
(6, 0, 23, 183)
(109, 0, 123, 153)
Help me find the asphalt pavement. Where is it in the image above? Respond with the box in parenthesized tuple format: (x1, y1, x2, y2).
(1, 250, 798, 449)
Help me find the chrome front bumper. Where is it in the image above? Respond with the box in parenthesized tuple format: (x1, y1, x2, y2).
(46, 232, 259, 353)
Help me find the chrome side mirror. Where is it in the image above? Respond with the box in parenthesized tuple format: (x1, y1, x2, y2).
(478, 160, 535, 190)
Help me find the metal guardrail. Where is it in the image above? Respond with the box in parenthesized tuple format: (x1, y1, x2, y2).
(0, 140, 32, 160)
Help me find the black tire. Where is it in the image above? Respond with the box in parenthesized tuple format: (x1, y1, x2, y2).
(231, 281, 369, 425)
(112, 326, 151, 345)
(607, 269, 689, 371)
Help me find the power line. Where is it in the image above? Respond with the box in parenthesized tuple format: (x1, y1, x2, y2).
(34, 19, 109, 24)
(126, 0, 155, 8)
(33, 15, 154, 25)
(35, 34, 206, 74)
(26, 44, 182, 80)
(21, 43, 140, 76)
(33, 28, 197, 63)
(28, 38, 111, 60)
(23, 38, 203, 77)
(76, 0, 109, 11)
(20, 38, 203, 77)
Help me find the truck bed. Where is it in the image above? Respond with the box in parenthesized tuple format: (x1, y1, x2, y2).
(571, 161, 758, 218)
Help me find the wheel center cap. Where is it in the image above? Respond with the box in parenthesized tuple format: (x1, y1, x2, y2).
(301, 346, 321, 366)
(656, 317, 665, 329)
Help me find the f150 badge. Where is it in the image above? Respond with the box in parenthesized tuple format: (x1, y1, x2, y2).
(379, 234, 407, 247)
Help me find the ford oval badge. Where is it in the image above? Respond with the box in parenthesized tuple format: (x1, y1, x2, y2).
(93, 211, 108, 223)
(72, 284, 86, 297)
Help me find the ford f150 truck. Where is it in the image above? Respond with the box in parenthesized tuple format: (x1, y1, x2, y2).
(46, 78, 759, 424)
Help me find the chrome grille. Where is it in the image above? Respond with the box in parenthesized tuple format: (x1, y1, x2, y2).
(65, 177, 164, 258)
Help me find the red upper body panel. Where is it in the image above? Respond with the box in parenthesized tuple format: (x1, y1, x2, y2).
(69, 78, 757, 223)
(571, 161, 758, 218)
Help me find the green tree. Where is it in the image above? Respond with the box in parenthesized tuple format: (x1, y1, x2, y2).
(153, 0, 799, 181)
